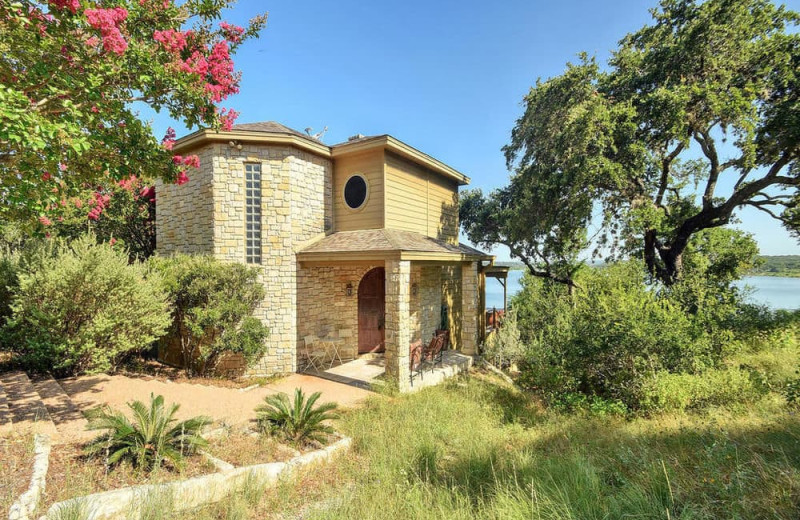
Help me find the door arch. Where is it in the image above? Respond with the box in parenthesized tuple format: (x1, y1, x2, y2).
(358, 267, 385, 354)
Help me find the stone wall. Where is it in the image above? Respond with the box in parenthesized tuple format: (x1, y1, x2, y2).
(156, 142, 333, 376)
(414, 266, 442, 345)
(441, 264, 463, 351)
(296, 264, 381, 363)
(460, 261, 479, 355)
(155, 145, 217, 255)
(384, 260, 411, 391)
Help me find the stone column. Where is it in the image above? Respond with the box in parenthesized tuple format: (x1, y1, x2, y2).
(460, 261, 480, 356)
(384, 259, 412, 392)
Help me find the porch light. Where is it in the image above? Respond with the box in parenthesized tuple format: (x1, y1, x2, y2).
(346, 283, 353, 296)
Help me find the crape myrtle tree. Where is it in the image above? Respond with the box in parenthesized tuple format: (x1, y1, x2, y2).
(461, 0, 799, 287)
(0, 0, 266, 225)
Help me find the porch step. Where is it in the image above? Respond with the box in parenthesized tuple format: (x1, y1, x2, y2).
(31, 375, 93, 443)
(0, 377, 12, 435)
(0, 371, 59, 439)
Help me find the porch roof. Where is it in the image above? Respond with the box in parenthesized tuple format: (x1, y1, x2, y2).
(297, 229, 492, 263)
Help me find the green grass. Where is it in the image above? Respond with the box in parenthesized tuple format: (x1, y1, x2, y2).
(170, 371, 800, 520)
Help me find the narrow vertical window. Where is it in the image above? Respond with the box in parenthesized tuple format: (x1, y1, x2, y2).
(245, 163, 262, 264)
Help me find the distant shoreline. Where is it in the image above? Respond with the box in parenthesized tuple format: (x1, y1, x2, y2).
(494, 255, 800, 278)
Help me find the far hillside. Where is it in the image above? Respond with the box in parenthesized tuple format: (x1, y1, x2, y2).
(752, 256, 800, 277)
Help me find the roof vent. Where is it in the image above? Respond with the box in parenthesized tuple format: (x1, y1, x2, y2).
(348, 134, 365, 142)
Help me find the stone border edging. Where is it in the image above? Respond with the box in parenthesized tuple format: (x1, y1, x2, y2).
(9, 433, 51, 520)
(39, 437, 351, 520)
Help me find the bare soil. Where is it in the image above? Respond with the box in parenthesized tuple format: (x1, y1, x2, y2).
(0, 434, 34, 517)
(207, 432, 298, 467)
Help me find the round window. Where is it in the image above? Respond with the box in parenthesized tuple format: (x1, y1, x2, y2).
(343, 175, 368, 210)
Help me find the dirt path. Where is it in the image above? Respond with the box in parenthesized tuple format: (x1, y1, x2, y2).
(59, 373, 372, 428)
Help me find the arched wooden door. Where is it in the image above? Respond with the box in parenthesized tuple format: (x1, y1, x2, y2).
(358, 267, 385, 354)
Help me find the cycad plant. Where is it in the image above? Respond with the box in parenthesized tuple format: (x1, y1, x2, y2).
(85, 394, 211, 471)
(255, 388, 339, 445)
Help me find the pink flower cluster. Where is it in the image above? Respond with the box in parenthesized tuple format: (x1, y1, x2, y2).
(162, 127, 176, 150)
(204, 41, 237, 102)
(140, 186, 155, 202)
(88, 191, 112, 220)
(49, 0, 80, 14)
(85, 7, 128, 55)
(39, 216, 53, 227)
(153, 29, 186, 54)
(172, 154, 200, 168)
(219, 108, 239, 131)
(219, 22, 244, 44)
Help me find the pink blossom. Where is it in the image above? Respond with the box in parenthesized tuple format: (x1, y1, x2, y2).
(219, 108, 238, 131)
(49, 0, 80, 14)
(219, 21, 244, 44)
(85, 8, 128, 55)
(182, 155, 200, 168)
(38, 216, 52, 226)
(58, 162, 67, 171)
(176, 171, 190, 185)
(109, 238, 117, 245)
(90, 105, 99, 113)
(153, 29, 187, 54)
(139, 186, 155, 202)
(42, 172, 51, 181)
(86, 35, 100, 47)
(172, 155, 183, 165)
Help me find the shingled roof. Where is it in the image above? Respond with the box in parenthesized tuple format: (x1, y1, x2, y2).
(299, 229, 490, 260)
(231, 121, 319, 140)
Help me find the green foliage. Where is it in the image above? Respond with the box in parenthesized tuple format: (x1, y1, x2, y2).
(48, 178, 156, 261)
(151, 255, 269, 376)
(85, 394, 211, 472)
(476, 0, 800, 286)
(255, 388, 339, 445)
(482, 311, 525, 370)
(0, 1, 266, 219)
(0, 236, 170, 375)
(751, 255, 800, 277)
(640, 368, 767, 412)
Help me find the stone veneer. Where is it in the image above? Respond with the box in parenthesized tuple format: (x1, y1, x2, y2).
(460, 261, 480, 355)
(157, 143, 332, 375)
(384, 260, 412, 391)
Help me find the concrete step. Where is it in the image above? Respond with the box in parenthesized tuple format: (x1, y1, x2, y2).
(0, 371, 59, 440)
(31, 375, 94, 443)
(0, 377, 12, 435)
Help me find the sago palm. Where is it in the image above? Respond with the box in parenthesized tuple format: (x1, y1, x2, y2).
(255, 388, 339, 445)
(85, 393, 211, 471)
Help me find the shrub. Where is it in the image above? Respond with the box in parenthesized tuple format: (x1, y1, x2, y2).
(640, 367, 767, 412)
(151, 255, 269, 376)
(482, 310, 525, 370)
(256, 388, 339, 445)
(85, 394, 211, 471)
(516, 262, 710, 409)
(1, 236, 170, 375)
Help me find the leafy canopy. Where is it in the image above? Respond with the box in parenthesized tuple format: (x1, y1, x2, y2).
(462, 0, 799, 286)
(0, 0, 265, 221)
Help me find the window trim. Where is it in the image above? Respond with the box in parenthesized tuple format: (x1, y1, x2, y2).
(244, 162, 262, 264)
(342, 173, 370, 211)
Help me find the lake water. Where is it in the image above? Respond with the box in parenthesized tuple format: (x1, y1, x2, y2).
(485, 270, 800, 311)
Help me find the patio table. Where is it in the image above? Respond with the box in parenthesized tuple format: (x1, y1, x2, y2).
(319, 337, 345, 368)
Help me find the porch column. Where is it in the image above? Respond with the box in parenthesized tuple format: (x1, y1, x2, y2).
(461, 261, 480, 356)
(385, 259, 412, 392)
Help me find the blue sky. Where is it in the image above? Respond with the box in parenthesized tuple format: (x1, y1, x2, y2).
(151, 0, 800, 258)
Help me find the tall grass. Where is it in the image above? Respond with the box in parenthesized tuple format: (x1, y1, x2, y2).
(172, 373, 799, 519)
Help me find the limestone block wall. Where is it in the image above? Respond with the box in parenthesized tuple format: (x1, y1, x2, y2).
(156, 142, 333, 376)
(411, 266, 442, 345)
(155, 145, 217, 255)
(385, 259, 411, 391)
(460, 261, 479, 355)
(296, 264, 381, 362)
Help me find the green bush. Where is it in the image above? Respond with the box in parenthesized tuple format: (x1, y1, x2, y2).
(256, 388, 339, 445)
(640, 367, 767, 412)
(1, 236, 170, 375)
(482, 311, 525, 370)
(85, 393, 211, 471)
(516, 262, 710, 409)
(151, 255, 269, 376)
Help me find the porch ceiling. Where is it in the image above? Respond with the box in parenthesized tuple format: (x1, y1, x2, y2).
(297, 229, 492, 263)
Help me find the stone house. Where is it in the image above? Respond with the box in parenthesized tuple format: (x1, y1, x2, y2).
(157, 122, 493, 391)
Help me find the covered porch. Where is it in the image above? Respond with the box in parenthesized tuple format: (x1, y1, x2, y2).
(296, 229, 492, 392)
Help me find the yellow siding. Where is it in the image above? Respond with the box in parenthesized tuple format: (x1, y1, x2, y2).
(384, 152, 459, 243)
(332, 149, 385, 231)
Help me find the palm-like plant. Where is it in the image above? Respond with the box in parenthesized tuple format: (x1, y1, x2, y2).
(255, 388, 339, 445)
(84, 394, 211, 471)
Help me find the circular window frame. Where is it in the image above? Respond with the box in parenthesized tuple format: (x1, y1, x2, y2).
(342, 174, 370, 211)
